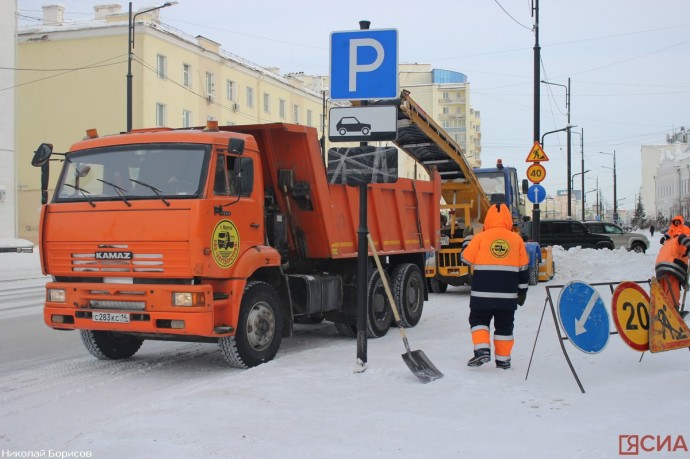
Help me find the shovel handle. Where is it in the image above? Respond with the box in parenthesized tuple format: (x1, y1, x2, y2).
(367, 234, 410, 344)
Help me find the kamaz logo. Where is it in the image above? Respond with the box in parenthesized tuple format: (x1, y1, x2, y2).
(95, 251, 133, 261)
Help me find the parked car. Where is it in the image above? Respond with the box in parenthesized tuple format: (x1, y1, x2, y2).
(519, 219, 615, 250)
(582, 221, 650, 253)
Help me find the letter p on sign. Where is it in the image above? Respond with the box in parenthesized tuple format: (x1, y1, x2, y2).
(330, 29, 398, 101)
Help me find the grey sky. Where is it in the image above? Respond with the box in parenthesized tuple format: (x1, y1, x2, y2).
(16, 0, 690, 213)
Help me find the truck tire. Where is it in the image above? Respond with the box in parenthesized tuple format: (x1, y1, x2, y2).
(392, 263, 424, 327)
(219, 281, 284, 368)
(80, 330, 143, 360)
(427, 277, 448, 294)
(367, 270, 392, 338)
(528, 263, 539, 285)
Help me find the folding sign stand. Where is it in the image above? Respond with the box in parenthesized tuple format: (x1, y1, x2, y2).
(525, 280, 651, 394)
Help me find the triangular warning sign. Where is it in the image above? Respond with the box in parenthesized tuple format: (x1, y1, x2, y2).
(649, 277, 690, 353)
(526, 141, 549, 163)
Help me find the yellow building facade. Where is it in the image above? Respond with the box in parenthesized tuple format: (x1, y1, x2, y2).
(16, 4, 330, 243)
(16, 6, 482, 244)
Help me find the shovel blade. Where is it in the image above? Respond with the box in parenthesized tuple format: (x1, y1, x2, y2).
(402, 349, 444, 383)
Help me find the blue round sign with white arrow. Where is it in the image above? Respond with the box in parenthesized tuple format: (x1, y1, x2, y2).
(527, 184, 546, 204)
(557, 281, 610, 354)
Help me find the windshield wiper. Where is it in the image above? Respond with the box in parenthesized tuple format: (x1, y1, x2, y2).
(63, 183, 96, 207)
(97, 179, 131, 207)
(129, 179, 170, 207)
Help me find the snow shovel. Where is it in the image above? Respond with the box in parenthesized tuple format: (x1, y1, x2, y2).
(367, 234, 444, 383)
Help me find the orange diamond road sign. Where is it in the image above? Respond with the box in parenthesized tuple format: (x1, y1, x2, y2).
(526, 163, 546, 184)
(526, 141, 549, 162)
(649, 277, 690, 353)
(611, 282, 650, 352)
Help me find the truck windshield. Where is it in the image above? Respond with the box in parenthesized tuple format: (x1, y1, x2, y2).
(476, 171, 505, 198)
(54, 144, 210, 203)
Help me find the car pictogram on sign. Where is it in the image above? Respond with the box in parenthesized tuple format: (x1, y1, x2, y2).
(336, 117, 371, 136)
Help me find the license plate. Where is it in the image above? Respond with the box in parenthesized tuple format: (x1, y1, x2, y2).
(92, 312, 130, 323)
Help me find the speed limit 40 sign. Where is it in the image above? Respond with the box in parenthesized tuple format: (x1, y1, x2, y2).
(527, 163, 546, 184)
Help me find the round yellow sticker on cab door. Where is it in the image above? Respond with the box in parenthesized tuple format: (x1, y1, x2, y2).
(212, 220, 240, 268)
(612, 282, 650, 352)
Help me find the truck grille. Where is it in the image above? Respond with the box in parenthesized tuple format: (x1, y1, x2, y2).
(72, 252, 164, 273)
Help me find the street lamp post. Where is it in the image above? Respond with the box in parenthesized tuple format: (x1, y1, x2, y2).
(127, 1, 177, 132)
(599, 151, 617, 223)
(541, 78, 571, 216)
(571, 169, 590, 220)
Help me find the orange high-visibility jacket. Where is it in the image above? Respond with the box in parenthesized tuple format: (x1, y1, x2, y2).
(655, 234, 689, 283)
(661, 215, 690, 243)
(461, 204, 529, 310)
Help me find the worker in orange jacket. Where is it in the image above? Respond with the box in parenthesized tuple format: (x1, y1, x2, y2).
(655, 233, 690, 312)
(461, 203, 529, 369)
(659, 215, 690, 245)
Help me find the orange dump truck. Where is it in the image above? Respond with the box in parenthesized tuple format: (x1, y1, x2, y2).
(32, 122, 440, 367)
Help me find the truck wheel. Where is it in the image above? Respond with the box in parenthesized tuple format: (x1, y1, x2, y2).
(367, 270, 392, 338)
(528, 263, 539, 285)
(427, 277, 448, 294)
(392, 263, 424, 327)
(631, 242, 646, 253)
(219, 281, 284, 368)
(80, 330, 143, 360)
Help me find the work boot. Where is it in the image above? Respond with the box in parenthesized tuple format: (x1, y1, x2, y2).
(495, 358, 511, 370)
(467, 349, 491, 367)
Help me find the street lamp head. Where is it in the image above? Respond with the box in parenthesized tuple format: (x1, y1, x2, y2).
(163, 1, 179, 6)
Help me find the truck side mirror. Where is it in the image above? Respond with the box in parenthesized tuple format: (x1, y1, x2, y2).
(228, 138, 244, 155)
(521, 179, 529, 195)
(32, 143, 53, 167)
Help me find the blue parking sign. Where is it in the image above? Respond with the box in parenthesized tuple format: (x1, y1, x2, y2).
(330, 29, 398, 100)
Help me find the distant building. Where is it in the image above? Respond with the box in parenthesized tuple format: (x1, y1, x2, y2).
(641, 132, 690, 221)
(16, 4, 333, 243)
(398, 64, 482, 167)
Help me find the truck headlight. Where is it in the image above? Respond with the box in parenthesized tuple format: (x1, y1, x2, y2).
(172, 292, 206, 307)
(48, 288, 66, 303)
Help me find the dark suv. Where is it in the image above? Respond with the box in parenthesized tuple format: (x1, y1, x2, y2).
(520, 219, 615, 250)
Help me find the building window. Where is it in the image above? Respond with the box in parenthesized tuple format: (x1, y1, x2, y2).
(206, 72, 215, 101)
(182, 110, 192, 128)
(156, 54, 167, 79)
(306, 109, 313, 126)
(279, 99, 286, 119)
(246, 87, 254, 108)
(182, 64, 191, 87)
(156, 103, 166, 127)
(226, 80, 235, 101)
(293, 104, 300, 124)
(263, 93, 271, 114)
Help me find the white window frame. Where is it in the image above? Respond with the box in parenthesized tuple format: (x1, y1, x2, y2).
(182, 64, 191, 87)
(156, 103, 166, 127)
(156, 54, 167, 79)
(263, 93, 271, 114)
(279, 99, 286, 119)
(182, 109, 192, 128)
(206, 72, 215, 101)
(226, 80, 235, 101)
